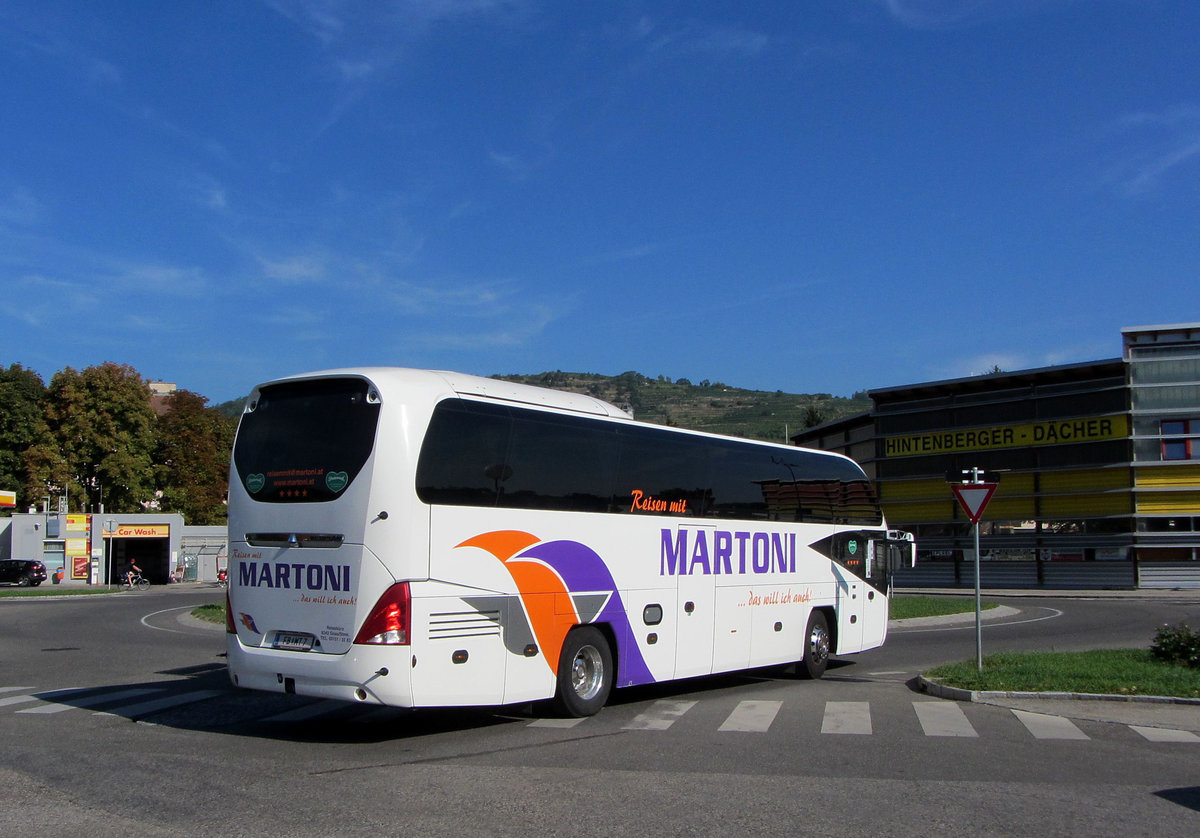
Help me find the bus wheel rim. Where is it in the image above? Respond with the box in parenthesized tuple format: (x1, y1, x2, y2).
(571, 645, 604, 700)
(809, 625, 829, 664)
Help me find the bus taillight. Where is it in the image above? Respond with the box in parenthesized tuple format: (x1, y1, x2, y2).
(225, 591, 236, 634)
(354, 582, 411, 645)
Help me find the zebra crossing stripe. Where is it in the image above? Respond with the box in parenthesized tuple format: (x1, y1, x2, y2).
(913, 701, 978, 737)
(18, 688, 165, 715)
(718, 700, 782, 732)
(1130, 725, 1200, 743)
(622, 699, 697, 730)
(529, 717, 587, 729)
(6, 684, 1198, 743)
(0, 694, 40, 708)
(262, 699, 348, 723)
(1011, 709, 1089, 740)
(94, 690, 222, 719)
(822, 701, 872, 734)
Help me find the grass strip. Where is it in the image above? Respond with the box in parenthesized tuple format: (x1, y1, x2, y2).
(191, 602, 227, 624)
(890, 595, 998, 620)
(926, 649, 1200, 699)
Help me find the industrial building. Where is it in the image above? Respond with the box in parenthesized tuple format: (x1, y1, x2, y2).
(792, 323, 1200, 589)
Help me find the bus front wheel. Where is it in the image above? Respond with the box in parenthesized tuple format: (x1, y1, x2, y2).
(553, 626, 613, 717)
(799, 610, 830, 679)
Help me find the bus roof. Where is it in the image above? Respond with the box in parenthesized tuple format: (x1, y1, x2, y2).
(251, 367, 866, 472)
(252, 367, 635, 420)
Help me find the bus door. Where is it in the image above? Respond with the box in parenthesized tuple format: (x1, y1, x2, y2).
(820, 530, 910, 653)
(857, 537, 891, 649)
(674, 525, 716, 678)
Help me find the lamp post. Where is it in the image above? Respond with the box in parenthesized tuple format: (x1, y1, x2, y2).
(105, 519, 116, 586)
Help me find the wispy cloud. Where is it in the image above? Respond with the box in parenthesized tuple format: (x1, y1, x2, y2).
(408, 302, 557, 350)
(0, 187, 47, 227)
(179, 172, 229, 212)
(259, 253, 328, 283)
(0, 5, 123, 87)
(632, 17, 770, 58)
(113, 263, 209, 298)
(0, 274, 99, 327)
(1105, 105, 1200, 196)
(875, 0, 1070, 30)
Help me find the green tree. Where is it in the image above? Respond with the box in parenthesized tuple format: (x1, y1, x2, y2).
(27, 362, 158, 512)
(155, 390, 236, 524)
(0, 364, 54, 510)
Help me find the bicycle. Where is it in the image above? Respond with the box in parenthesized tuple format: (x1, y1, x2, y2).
(117, 572, 150, 591)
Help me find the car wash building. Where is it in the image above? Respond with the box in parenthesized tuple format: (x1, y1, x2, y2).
(792, 323, 1200, 590)
(0, 511, 226, 586)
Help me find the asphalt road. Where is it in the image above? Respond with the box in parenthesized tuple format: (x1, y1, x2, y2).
(1, 586, 1198, 837)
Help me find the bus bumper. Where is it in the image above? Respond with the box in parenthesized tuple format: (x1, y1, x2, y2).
(227, 637, 416, 707)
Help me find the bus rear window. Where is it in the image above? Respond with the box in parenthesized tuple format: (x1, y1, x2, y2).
(233, 378, 381, 503)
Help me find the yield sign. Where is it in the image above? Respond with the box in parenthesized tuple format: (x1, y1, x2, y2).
(952, 483, 998, 525)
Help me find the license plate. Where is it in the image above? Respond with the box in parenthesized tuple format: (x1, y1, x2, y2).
(272, 631, 315, 652)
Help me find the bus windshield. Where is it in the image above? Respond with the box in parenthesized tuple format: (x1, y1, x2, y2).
(232, 377, 381, 503)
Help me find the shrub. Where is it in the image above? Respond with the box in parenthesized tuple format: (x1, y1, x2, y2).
(1151, 622, 1200, 669)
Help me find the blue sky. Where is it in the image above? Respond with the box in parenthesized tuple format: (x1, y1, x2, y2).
(2, 1, 1197, 403)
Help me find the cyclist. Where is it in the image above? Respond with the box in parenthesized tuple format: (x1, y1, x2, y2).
(123, 558, 142, 587)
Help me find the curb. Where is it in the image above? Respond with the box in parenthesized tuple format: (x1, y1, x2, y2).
(917, 675, 1200, 706)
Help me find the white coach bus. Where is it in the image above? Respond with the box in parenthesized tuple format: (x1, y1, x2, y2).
(225, 368, 913, 716)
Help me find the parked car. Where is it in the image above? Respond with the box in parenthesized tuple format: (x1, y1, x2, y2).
(0, 559, 48, 587)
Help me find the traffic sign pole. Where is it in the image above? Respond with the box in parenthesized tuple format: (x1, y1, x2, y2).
(972, 511, 982, 671)
(951, 469, 998, 672)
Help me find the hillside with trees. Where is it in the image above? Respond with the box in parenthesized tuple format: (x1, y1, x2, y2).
(214, 371, 870, 441)
(1, 362, 234, 523)
(492, 371, 870, 443)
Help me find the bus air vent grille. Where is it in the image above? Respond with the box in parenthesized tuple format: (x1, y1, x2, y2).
(429, 610, 502, 640)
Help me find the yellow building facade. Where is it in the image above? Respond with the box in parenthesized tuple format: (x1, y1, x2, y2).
(794, 323, 1200, 589)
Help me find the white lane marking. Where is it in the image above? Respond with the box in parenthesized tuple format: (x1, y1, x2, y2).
(622, 700, 697, 730)
(19, 688, 164, 715)
(529, 717, 587, 728)
(0, 694, 39, 708)
(718, 700, 782, 732)
(1012, 709, 1089, 740)
(913, 701, 978, 737)
(262, 699, 349, 723)
(896, 607, 1065, 633)
(822, 701, 872, 735)
(94, 690, 221, 718)
(1130, 725, 1200, 743)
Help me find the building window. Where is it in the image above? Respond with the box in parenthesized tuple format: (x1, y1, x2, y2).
(1161, 419, 1198, 460)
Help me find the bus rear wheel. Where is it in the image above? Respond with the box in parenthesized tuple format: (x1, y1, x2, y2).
(553, 626, 613, 717)
(799, 610, 830, 679)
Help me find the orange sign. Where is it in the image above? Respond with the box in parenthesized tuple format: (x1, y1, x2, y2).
(104, 523, 171, 538)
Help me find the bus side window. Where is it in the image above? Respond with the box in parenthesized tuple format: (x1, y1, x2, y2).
(504, 412, 617, 512)
(416, 401, 512, 507)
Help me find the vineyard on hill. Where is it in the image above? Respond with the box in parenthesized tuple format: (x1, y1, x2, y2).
(492, 371, 871, 443)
